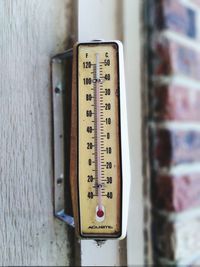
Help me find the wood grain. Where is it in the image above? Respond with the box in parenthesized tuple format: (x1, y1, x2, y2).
(0, 0, 78, 265)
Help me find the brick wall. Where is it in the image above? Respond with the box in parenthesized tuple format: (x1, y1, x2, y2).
(147, 0, 200, 265)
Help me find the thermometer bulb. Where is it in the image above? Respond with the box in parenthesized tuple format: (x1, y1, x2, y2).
(97, 209, 104, 218)
(96, 205, 105, 222)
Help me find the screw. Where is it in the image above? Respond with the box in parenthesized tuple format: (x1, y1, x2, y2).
(57, 177, 63, 185)
(55, 87, 61, 94)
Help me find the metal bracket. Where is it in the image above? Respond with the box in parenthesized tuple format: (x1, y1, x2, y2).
(51, 49, 75, 227)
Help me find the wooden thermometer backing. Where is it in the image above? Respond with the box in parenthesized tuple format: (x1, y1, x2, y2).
(70, 40, 130, 240)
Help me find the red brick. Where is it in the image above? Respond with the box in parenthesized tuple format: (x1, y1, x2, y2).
(155, 129, 200, 166)
(154, 173, 200, 212)
(153, 38, 200, 80)
(155, 0, 196, 38)
(154, 85, 200, 121)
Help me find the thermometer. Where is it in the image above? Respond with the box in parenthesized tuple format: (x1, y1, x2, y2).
(70, 40, 131, 240)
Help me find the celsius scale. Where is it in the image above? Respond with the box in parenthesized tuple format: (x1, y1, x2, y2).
(52, 40, 130, 240)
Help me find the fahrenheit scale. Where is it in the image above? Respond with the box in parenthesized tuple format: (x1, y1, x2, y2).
(70, 41, 130, 240)
(52, 40, 130, 240)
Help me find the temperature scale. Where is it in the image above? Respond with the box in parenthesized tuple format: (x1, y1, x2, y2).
(52, 40, 130, 240)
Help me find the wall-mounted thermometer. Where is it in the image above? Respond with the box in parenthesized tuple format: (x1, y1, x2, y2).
(70, 40, 130, 240)
(52, 40, 130, 240)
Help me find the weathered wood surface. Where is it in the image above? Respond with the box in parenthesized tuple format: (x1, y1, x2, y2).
(0, 0, 78, 265)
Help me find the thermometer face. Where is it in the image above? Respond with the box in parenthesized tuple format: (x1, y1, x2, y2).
(77, 42, 122, 238)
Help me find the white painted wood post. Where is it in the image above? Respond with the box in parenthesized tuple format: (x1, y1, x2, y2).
(78, 0, 144, 266)
(78, 0, 125, 266)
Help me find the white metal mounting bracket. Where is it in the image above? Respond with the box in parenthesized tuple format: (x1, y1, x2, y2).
(51, 49, 75, 227)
